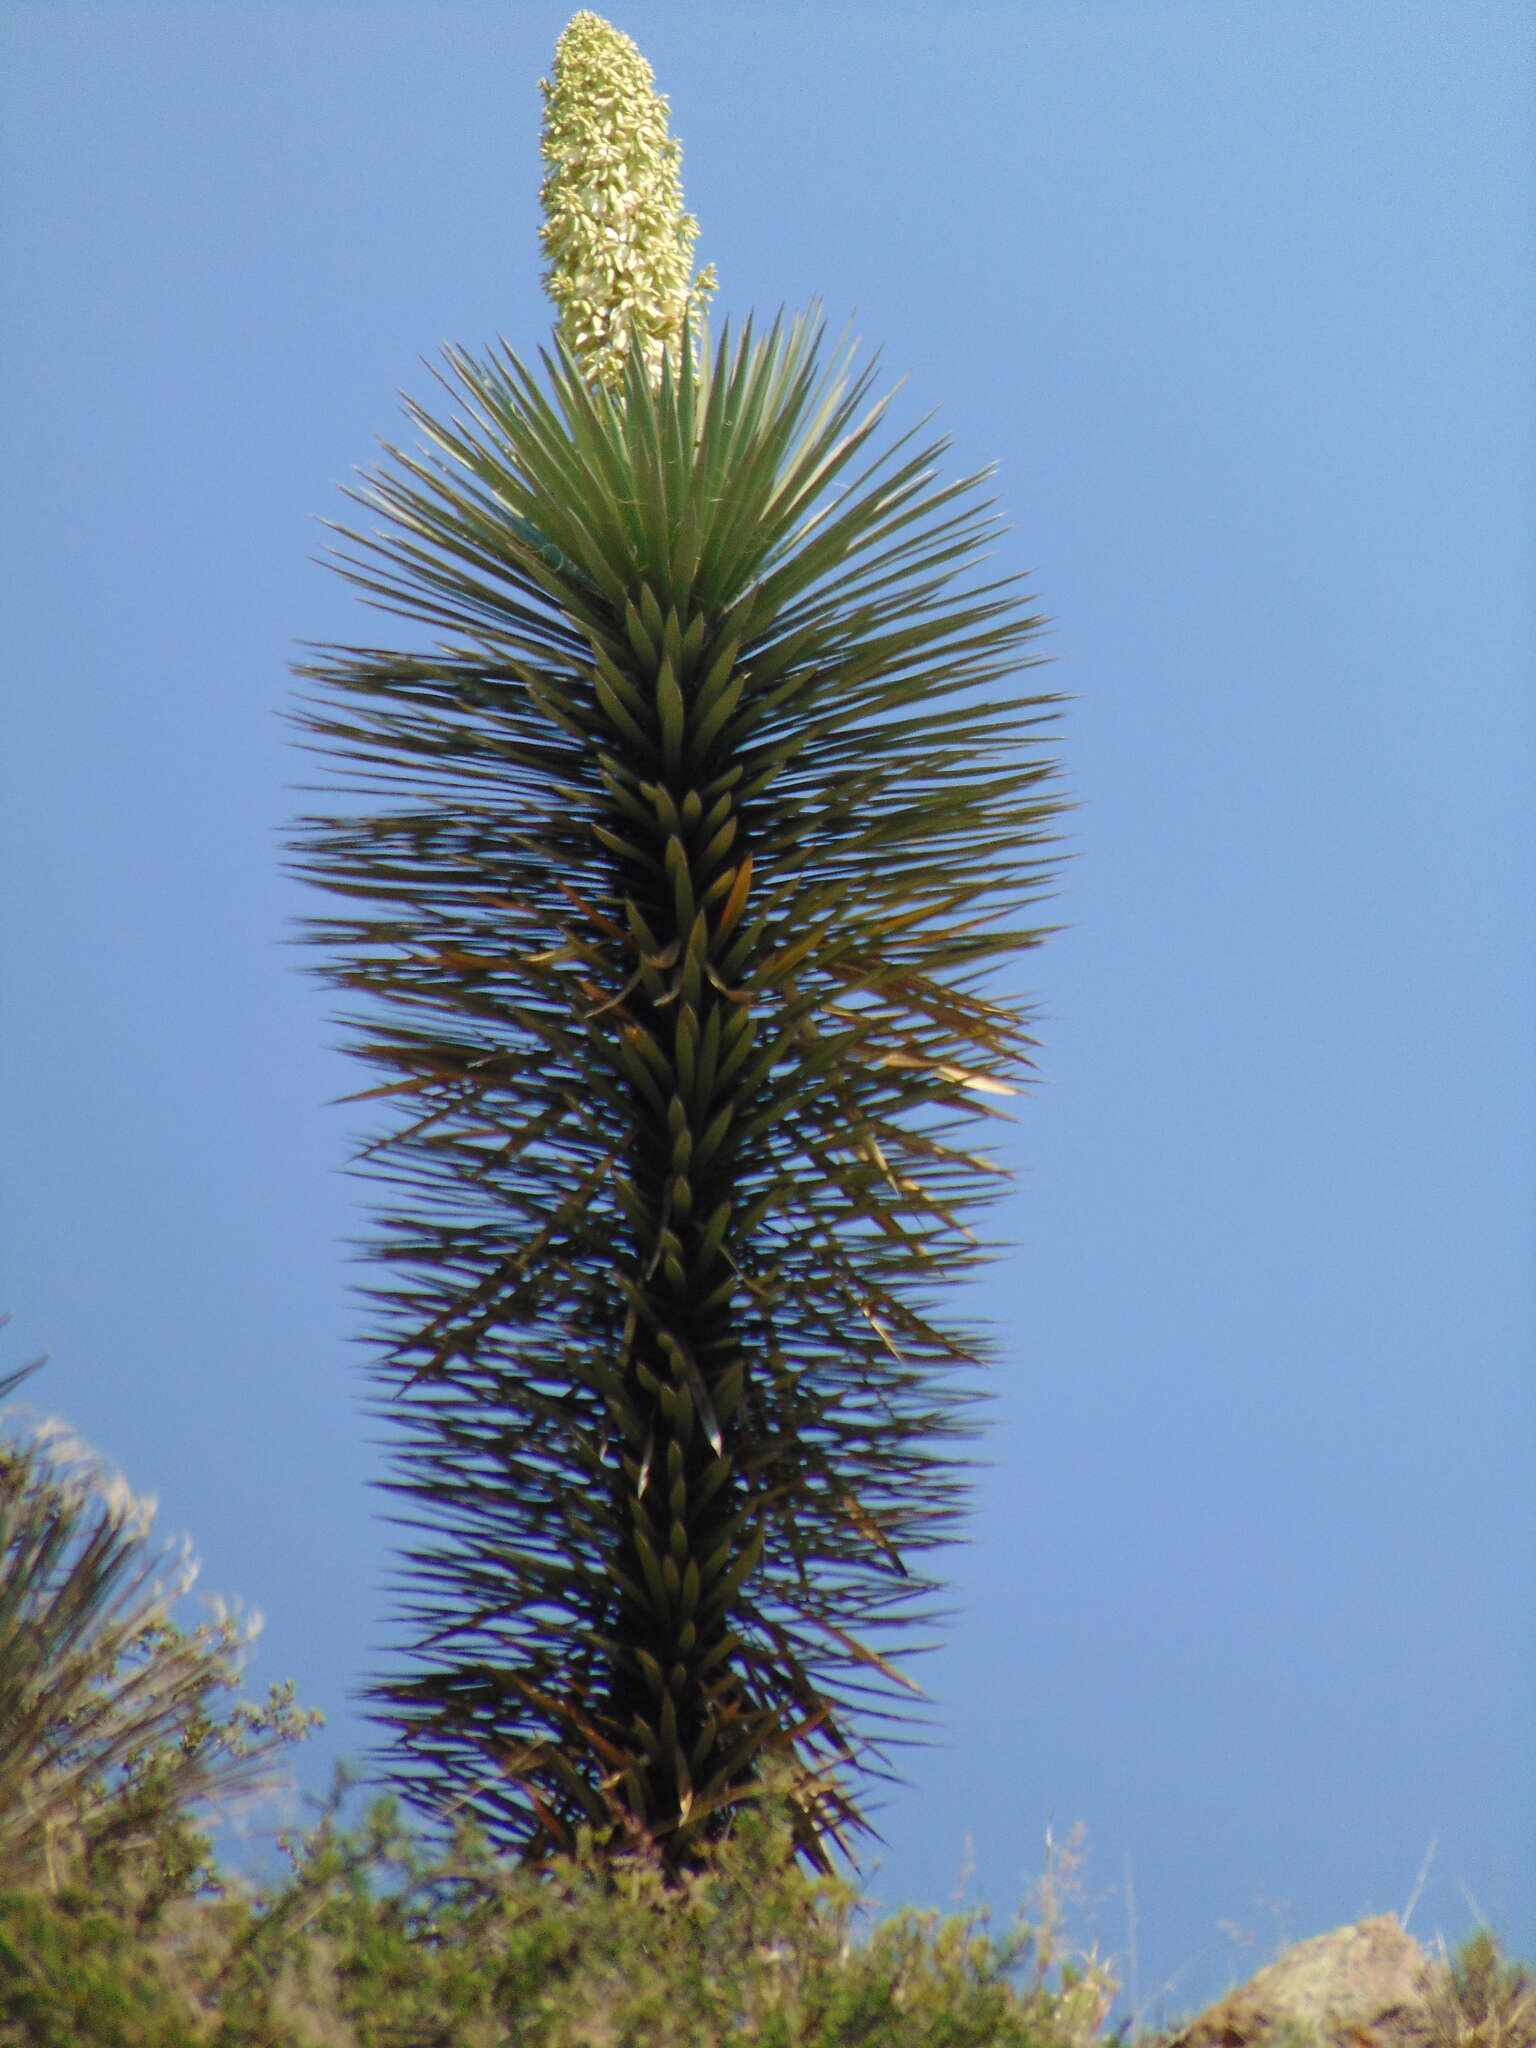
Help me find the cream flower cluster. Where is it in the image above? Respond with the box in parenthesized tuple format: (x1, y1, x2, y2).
(539, 11, 717, 391)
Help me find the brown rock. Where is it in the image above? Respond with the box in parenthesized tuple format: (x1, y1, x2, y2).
(1170, 1915, 1431, 2048)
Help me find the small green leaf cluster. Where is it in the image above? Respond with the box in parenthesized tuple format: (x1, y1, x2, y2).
(1418, 1929, 1536, 2048)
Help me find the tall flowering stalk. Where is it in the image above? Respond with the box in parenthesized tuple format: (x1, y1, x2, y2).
(539, 12, 715, 390)
(294, 13, 1063, 1872)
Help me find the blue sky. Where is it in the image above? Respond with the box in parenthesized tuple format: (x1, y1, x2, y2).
(2, 0, 1531, 2016)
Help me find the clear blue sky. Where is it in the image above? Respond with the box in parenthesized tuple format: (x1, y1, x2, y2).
(2, 0, 1530, 2017)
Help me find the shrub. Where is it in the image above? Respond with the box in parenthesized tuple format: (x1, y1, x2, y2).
(0, 1771, 1121, 2047)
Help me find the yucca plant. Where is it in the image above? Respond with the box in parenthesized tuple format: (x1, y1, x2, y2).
(0, 1362, 318, 1893)
(293, 12, 1064, 1873)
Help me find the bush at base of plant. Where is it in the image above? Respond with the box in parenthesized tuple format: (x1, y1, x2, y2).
(5, 1782, 1533, 2048)
(0, 1777, 1119, 2047)
(0, 1886, 209, 2048)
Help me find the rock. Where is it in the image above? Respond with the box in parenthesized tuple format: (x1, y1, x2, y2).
(1169, 1915, 1431, 2048)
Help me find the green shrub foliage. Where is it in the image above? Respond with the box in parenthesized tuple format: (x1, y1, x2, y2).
(0, 1783, 1118, 2048)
